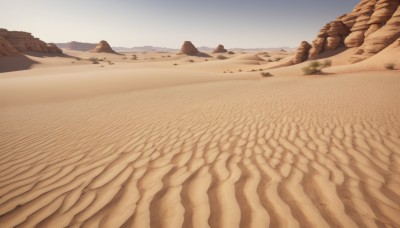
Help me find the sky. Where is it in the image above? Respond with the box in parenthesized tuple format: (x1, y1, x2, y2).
(1, 0, 360, 48)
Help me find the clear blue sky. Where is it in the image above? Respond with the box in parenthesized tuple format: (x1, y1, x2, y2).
(1, 0, 360, 48)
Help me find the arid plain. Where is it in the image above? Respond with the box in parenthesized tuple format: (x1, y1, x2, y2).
(1, 0, 400, 227)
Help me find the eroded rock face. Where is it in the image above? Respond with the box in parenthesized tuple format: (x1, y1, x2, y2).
(0, 36, 19, 56)
(0, 28, 62, 56)
(309, 37, 326, 58)
(307, 19, 350, 58)
(47, 43, 63, 54)
(90, 40, 116, 53)
(180, 41, 199, 56)
(212, 44, 227, 53)
(352, 4, 400, 61)
(294, 0, 400, 64)
(293, 41, 311, 64)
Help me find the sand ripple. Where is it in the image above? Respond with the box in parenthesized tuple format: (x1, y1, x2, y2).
(0, 73, 400, 227)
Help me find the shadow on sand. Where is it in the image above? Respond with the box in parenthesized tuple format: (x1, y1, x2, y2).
(0, 54, 40, 73)
(177, 52, 212, 58)
(24, 52, 75, 58)
(196, 52, 212, 57)
(303, 72, 336, 77)
(0, 52, 79, 73)
(312, 47, 349, 60)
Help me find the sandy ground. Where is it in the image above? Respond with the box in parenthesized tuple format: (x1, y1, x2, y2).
(0, 50, 400, 228)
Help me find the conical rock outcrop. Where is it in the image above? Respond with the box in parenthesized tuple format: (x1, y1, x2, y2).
(180, 41, 199, 56)
(90, 40, 116, 53)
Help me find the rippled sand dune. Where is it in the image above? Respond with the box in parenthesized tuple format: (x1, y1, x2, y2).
(0, 68, 400, 227)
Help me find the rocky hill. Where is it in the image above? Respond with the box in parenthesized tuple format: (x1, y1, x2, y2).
(212, 44, 228, 53)
(180, 41, 199, 56)
(294, 0, 400, 64)
(0, 29, 62, 56)
(90, 40, 117, 53)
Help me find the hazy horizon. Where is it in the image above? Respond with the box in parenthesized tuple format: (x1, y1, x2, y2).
(2, 0, 359, 49)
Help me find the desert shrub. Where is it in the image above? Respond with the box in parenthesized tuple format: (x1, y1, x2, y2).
(216, 55, 228, 60)
(323, 59, 332, 67)
(302, 67, 317, 75)
(238, 69, 242, 72)
(75, 57, 81, 61)
(268, 59, 273, 62)
(264, 54, 271, 57)
(228, 51, 235, 55)
(122, 56, 127, 60)
(187, 59, 194, 63)
(107, 61, 114, 65)
(88, 57, 99, 64)
(261, 72, 273, 77)
(131, 54, 138, 60)
(251, 69, 257, 72)
(167, 55, 171, 57)
(385, 63, 395, 70)
(205, 59, 208, 61)
(302, 61, 323, 75)
(173, 63, 178, 66)
(274, 57, 283, 61)
(259, 69, 263, 71)
(310, 61, 322, 69)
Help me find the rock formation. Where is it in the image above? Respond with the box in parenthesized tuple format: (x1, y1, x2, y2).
(90, 40, 116, 53)
(294, 0, 400, 63)
(0, 36, 19, 56)
(180, 41, 199, 56)
(352, 2, 400, 61)
(212, 44, 227, 53)
(293, 41, 312, 64)
(0, 29, 62, 56)
(47, 43, 63, 54)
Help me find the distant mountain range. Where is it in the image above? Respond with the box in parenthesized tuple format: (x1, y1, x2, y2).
(55, 41, 96, 51)
(55, 41, 295, 53)
(112, 46, 178, 53)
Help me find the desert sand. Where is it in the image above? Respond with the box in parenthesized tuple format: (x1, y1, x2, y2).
(0, 48, 399, 228)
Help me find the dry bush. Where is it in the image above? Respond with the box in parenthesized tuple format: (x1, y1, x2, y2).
(302, 61, 323, 75)
(216, 55, 228, 60)
(385, 63, 395, 70)
(261, 72, 273, 77)
(88, 57, 99, 64)
(323, 59, 332, 67)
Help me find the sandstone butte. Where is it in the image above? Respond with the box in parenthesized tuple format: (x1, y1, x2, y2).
(212, 44, 228, 53)
(180, 41, 199, 56)
(90, 40, 117, 53)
